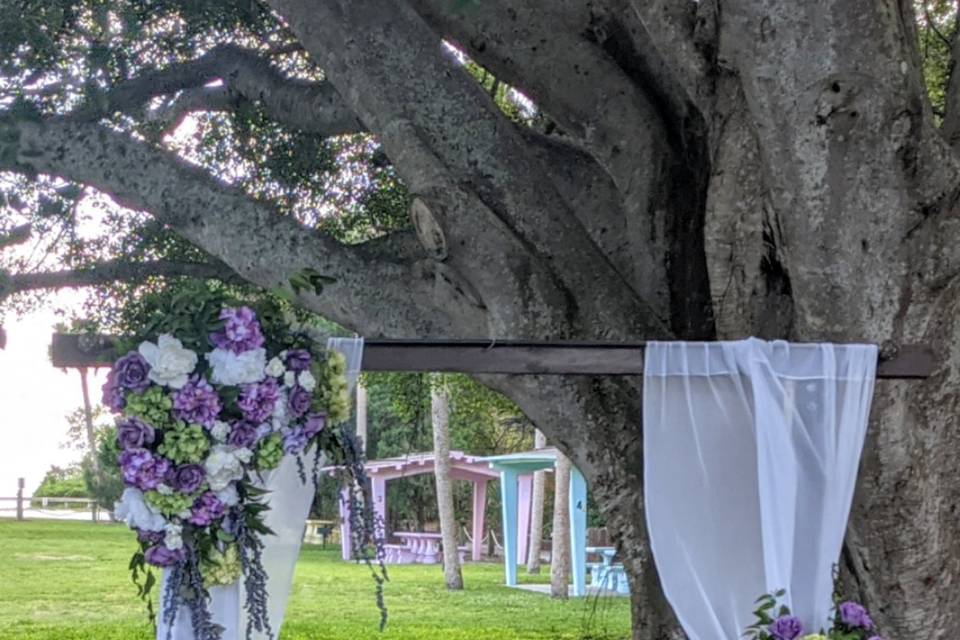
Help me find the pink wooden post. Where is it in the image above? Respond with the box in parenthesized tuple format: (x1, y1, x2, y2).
(339, 485, 352, 561)
(471, 479, 488, 561)
(517, 474, 533, 567)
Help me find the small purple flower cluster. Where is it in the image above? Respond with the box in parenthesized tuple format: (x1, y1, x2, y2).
(766, 600, 881, 640)
(210, 306, 265, 354)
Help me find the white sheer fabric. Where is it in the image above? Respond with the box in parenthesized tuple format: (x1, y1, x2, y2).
(643, 339, 877, 639)
(158, 337, 364, 639)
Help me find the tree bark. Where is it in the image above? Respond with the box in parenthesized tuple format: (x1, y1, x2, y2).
(526, 429, 547, 574)
(550, 450, 572, 600)
(430, 376, 463, 590)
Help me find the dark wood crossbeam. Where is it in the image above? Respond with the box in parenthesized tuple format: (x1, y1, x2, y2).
(49, 334, 936, 379)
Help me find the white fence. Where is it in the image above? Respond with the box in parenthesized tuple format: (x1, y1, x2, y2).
(0, 478, 109, 522)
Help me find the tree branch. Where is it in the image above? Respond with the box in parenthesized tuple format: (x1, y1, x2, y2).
(942, 23, 960, 145)
(77, 44, 364, 137)
(0, 112, 486, 337)
(264, 0, 671, 339)
(1, 259, 240, 296)
(0, 224, 32, 250)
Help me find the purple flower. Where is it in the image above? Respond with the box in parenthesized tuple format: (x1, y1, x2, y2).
(172, 375, 222, 427)
(189, 492, 226, 526)
(238, 378, 280, 423)
(867, 636, 882, 640)
(209, 306, 264, 354)
(116, 417, 155, 450)
(119, 449, 172, 491)
(302, 413, 326, 439)
(287, 385, 312, 419)
(101, 371, 126, 412)
(136, 529, 165, 545)
(285, 349, 312, 372)
(169, 464, 205, 494)
(114, 352, 151, 392)
(227, 421, 259, 449)
(839, 602, 873, 629)
(145, 544, 186, 568)
(768, 615, 803, 640)
(283, 427, 309, 454)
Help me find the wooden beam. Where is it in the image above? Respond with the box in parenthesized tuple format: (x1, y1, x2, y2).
(49, 334, 936, 379)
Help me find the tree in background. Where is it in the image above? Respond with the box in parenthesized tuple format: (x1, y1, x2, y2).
(526, 429, 547, 575)
(3, 2, 960, 636)
(549, 451, 572, 600)
(430, 375, 463, 590)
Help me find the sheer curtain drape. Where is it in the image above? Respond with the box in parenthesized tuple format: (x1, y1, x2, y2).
(643, 339, 877, 639)
(158, 337, 364, 639)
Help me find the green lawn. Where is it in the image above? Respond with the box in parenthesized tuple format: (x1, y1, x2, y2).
(0, 520, 630, 639)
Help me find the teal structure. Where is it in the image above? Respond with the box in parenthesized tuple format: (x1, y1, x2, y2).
(482, 448, 588, 597)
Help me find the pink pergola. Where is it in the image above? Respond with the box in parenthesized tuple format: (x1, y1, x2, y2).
(328, 451, 500, 562)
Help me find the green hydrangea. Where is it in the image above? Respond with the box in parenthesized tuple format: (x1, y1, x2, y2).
(255, 432, 283, 471)
(157, 421, 210, 464)
(145, 490, 195, 516)
(124, 387, 173, 429)
(311, 350, 351, 424)
(202, 544, 242, 587)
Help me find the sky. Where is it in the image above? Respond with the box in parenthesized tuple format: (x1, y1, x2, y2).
(0, 291, 107, 496)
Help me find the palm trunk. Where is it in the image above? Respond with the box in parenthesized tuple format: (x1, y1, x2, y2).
(431, 375, 463, 590)
(550, 450, 572, 599)
(526, 429, 547, 574)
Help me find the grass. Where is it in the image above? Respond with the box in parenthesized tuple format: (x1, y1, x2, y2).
(0, 520, 631, 639)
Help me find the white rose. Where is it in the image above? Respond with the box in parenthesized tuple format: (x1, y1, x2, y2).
(139, 334, 198, 389)
(204, 445, 246, 491)
(114, 488, 166, 532)
(234, 447, 254, 464)
(215, 484, 240, 507)
(164, 523, 183, 551)
(264, 357, 285, 377)
(283, 371, 297, 388)
(156, 483, 173, 496)
(178, 509, 192, 520)
(207, 347, 266, 386)
(210, 420, 231, 443)
(298, 370, 317, 392)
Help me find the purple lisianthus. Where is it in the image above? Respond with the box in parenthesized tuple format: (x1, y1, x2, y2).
(189, 492, 226, 526)
(302, 413, 326, 439)
(285, 349, 312, 372)
(101, 371, 126, 412)
(116, 416, 155, 450)
(238, 378, 280, 423)
(769, 615, 803, 640)
(209, 306, 265, 354)
(227, 421, 259, 449)
(114, 351, 152, 391)
(172, 375, 222, 427)
(839, 602, 873, 629)
(119, 449, 172, 491)
(145, 544, 186, 568)
(287, 385, 312, 419)
(283, 427, 309, 454)
(136, 528, 165, 545)
(169, 463, 205, 494)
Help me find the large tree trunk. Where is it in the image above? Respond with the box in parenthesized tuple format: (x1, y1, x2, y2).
(550, 450, 572, 599)
(430, 376, 463, 590)
(526, 429, 547, 574)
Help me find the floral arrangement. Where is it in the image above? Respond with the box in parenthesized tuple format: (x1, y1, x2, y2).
(100, 296, 380, 639)
(746, 589, 882, 640)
